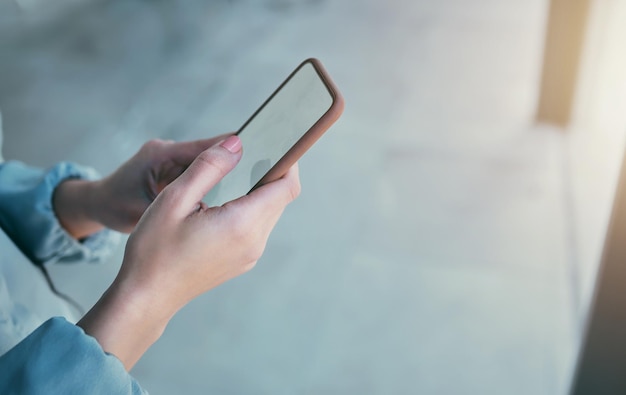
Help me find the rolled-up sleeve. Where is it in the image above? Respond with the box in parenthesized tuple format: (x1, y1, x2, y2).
(0, 317, 147, 394)
(0, 160, 119, 266)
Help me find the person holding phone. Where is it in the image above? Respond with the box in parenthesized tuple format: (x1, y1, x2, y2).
(0, 124, 300, 393)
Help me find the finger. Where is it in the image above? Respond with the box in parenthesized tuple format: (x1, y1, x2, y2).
(166, 135, 243, 210)
(257, 162, 300, 199)
(204, 164, 300, 253)
(166, 132, 235, 167)
(228, 163, 301, 220)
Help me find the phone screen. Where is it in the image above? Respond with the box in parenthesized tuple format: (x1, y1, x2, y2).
(203, 61, 335, 206)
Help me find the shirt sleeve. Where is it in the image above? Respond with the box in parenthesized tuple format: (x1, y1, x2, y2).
(0, 160, 120, 266)
(0, 317, 147, 395)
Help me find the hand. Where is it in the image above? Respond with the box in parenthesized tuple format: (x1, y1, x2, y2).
(53, 134, 231, 238)
(78, 135, 301, 370)
(93, 133, 234, 233)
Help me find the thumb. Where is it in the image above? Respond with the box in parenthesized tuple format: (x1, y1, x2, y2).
(167, 135, 242, 209)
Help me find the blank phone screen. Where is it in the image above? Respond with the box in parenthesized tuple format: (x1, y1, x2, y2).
(203, 62, 334, 206)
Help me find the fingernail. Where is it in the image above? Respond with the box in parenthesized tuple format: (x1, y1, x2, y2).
(220, 135, 242, 153)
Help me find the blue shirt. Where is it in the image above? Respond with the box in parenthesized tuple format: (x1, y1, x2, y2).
(0, 134, 147, 393)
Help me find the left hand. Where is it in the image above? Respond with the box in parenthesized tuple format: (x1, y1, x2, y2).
(53, 134, 231, 238)
(93, 134, 231, 233)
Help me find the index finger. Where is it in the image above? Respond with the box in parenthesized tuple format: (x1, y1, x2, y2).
(165, 136, 243, 212)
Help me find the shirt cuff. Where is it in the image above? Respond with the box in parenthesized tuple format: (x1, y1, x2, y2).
(0, 161, 120, 266)
(38, 161, 120, 265)
(0, 317, 147, 394)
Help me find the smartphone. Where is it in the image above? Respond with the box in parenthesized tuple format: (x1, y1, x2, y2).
(202, 58, 344, 206)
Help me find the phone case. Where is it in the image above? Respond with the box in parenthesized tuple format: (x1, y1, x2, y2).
(238, 58, 345, 192)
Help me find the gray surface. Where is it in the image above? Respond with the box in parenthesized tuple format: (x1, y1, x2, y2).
(0, 0, 578, 393)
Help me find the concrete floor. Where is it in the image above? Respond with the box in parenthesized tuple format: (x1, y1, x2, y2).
(0, 0, 581, 393)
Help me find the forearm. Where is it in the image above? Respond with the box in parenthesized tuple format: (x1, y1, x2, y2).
(52, 179, 104, 239)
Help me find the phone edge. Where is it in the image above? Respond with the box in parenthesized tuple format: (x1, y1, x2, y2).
(248, 58, 345, 192)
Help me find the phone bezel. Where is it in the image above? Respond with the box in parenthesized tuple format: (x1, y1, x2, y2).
(235, 58, 345, 193)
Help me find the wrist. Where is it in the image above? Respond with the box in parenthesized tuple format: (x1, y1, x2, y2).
(53, 179, 105, 239)
(78, 277, 174, 370)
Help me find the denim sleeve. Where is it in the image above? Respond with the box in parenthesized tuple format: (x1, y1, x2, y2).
(0, 317, 147, 395)
(0, 160, 120, 266)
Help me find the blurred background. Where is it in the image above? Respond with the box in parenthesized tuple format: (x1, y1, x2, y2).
(1, 0, 626, 394)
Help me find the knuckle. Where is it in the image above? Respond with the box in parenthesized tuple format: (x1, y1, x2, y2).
(247, 240, 266, 262)
(241, 245, 264, 269)
(241, 260, 258, 273)
(142, 139, 164, 150)
(140, 139, 168, 156)
(289, 178, 302, 201)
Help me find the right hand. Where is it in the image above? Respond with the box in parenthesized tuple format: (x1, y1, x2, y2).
(78, 135, 301, 369)
(119, 134, 301, 312)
